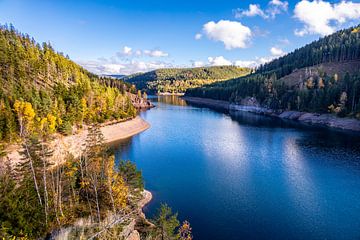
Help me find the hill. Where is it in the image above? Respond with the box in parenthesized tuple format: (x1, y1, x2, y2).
(186, 25, 360, 118)
(0, 25, 138, 142)
(123, 66, 251, 94)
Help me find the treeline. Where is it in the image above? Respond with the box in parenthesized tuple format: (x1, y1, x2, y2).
(0, 124, 192, 239)
(0, 24, 137, 143)
(186, 25, 360, 118)
(257, 26, 360, 79)
(124, 66, 250, 94)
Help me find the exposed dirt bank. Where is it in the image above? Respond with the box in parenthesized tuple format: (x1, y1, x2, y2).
(2, 117, 150, 168)
(183, 97, 360, 132)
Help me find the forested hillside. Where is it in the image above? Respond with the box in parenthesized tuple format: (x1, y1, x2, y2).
(0, 25, 190, 239)
(0, 25, 137, 142)
(124, 66, 251, 94)
(186, 25, 360, 118)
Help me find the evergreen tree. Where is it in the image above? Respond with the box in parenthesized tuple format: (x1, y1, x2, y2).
(153, 204, 180, 240)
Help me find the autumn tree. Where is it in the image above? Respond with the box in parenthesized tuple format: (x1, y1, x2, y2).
(178, 221, 193, 240)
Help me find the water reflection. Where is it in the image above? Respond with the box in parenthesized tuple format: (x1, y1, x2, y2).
(115, 96, 360, 240)
(151, 95, 188, 106)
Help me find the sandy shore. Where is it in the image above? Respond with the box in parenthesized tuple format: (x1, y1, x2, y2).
(102, 116, 150, 143)
(2, 117, 150, 168)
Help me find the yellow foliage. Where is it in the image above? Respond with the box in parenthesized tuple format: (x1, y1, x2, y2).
(13, 100, 36, 135)
(47, 114, 57, 133)
(112, 174, 129, 209)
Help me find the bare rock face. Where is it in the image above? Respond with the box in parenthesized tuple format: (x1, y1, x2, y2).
(128, 93, 154, 109)
(126, 230, 140, 240)
(240, 97, 260, 107)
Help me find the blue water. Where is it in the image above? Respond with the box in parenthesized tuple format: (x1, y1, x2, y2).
(114, 96, 360, 240)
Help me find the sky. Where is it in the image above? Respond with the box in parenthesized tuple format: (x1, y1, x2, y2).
(1, 0, 360, 75)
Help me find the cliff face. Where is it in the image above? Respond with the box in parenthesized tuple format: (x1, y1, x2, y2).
(129, 93, 154, 109)
(51, 190, 153, 240)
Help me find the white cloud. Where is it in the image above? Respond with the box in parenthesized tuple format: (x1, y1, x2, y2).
(294, 0, 360, 36)
(195, 33, 202, 40)
(143, 50, 169, 57)
(203, 20, 252, 49)
(192, 61, 205, 67)
(118, 47, 168, 58)
(234, 0, 288, 19)
(122, 46, 132, 56)
(207, 56, 233, 66)
(270, 47, 285, 57)
(235, 4, 267, 18)
(268, 0, 288, 18)
(234, 60, 258, 68)
(78, 58, 173, 75)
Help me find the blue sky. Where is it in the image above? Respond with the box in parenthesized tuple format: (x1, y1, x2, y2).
(1, 0, 360, 75)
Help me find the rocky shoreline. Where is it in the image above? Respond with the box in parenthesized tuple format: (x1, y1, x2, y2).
(183, 97, 360, 132)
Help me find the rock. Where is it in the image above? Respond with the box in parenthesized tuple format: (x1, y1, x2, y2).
(278, 111, 304, 120)
(120, 219, 136, 239)
(240, 97, 260, 107)
(126, 230, 140, 240)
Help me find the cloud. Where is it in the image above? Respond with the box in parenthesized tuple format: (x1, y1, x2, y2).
(197, 55, 275, 68)
(122, 46, 132, 56)
(143, 50, 169, 57)
(195, 33, 202, 40)
(294, 0, 360, 36)
(234, 0, 288, 19)
(117, 47, 168, 58)
(267, 0, 288, 18)
(202, 20, 252, 49)
(234, 60, 258, 68)
(192, 61, 205, 67)
(270, 47, 285, 57)
(208, 56, 233, 66)
(78, 58, 173, 75)
(235, 4, 267, 18)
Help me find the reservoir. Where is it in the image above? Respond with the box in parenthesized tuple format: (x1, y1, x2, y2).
(115, 96, 360, 240)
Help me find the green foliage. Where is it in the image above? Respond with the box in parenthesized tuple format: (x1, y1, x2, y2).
(153, 203, 180, 240)
(0, 24, 137, 143)
(118, 159, 144, 191)
(186, 25, 360, 118)
(124, 66, 251, 94)
(0, 128, 135, 238)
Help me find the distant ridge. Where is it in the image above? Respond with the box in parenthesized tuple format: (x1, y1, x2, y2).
(123, 66, 251, 94)
(186, 24, 360, 119)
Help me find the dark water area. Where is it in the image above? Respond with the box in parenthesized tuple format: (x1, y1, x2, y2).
(114, 96, 360, 240)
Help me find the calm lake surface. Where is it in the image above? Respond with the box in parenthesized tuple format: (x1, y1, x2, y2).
(114, 96, 360, 240)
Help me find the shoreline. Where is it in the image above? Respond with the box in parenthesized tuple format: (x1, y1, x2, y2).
(2, 116, 150, 168)
(183, 96, 360, 132)
(102, 116, 150, 143)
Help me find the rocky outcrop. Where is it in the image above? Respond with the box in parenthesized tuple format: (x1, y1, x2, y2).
(126, 230, 140, 240)
(128, 93, 154, 109)
(51, 190, 153, 240)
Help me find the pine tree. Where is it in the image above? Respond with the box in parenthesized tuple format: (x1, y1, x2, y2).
(153, 204, 180, 240)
